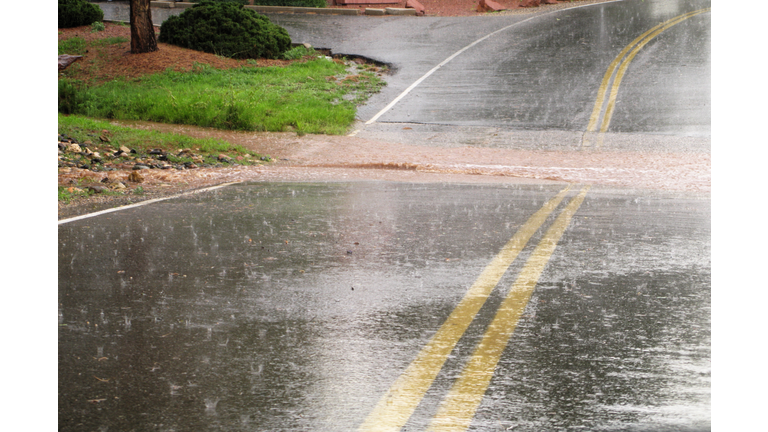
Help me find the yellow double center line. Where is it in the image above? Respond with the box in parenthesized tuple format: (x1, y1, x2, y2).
(359, 185, 590, 431)
(583, 7, 711, 147)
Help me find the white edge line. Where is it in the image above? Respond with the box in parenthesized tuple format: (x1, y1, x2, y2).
(58, 181, 242, 225)
(364, 0, 627, 126)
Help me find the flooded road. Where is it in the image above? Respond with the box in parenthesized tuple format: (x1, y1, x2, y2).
(59, 183, 709, 431)
(59, 0, 711, 429)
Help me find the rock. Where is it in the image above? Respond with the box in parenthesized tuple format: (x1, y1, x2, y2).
(217, 154, 232, 162)
(127, 171, 144, 183)
(477, 0, 506, 12)
(119, 146, 132, 154)
(111, 182, 127, 190)
(303, 43, 312, 49)
(58, 55, 83, 70)
(405, 0, 425, 15)
(66, 143, 82, 153)
(87, 185, 109, 194)
(520, 0, 541, 7)
(133, 164, 150, 170)
(385, 7, 417, 16)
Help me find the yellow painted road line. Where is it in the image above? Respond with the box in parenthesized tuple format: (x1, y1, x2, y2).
(358, 185, 573, 432)
(363, 0, 621, 128)
(586, 20, 670, 133)
(584, 8, 711, 147)
(600, 8, 710, 133)
(427, 186, 590, 432)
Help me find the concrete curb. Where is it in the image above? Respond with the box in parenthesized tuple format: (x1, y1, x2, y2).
(146, 2, 421, 16)
(245, 4, 360, 15)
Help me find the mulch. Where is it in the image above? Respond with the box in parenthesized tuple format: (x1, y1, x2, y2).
(58, 23, 296, 85)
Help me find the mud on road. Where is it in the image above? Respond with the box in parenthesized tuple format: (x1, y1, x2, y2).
(58, 118, 710, 220)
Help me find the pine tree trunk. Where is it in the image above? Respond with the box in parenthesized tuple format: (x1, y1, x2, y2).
(130, 0, 158, 54)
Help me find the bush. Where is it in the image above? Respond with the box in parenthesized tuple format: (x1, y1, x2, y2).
(58, 79, 90, 115)
(58, 0, 104, 29)
(90, 21, 105, 32)
(158, 2, 292, 59)
(252, 0, 327, 7)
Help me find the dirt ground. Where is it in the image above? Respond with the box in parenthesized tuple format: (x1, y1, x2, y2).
(58, 0, 709, 220)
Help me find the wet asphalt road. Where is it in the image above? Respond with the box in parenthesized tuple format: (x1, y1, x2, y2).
(266, 0, 711, 150)
(58, 183, 710, 431)
(60, 1, 711, 430)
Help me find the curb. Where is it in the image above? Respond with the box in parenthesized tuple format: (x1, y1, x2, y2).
(147, 2, 421, 16)
(245, 4, 359, 15)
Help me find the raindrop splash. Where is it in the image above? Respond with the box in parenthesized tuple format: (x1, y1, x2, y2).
(204, 397, 220, 414)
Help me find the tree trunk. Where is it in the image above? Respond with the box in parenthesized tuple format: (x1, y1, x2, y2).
(130, 0, 158, 54)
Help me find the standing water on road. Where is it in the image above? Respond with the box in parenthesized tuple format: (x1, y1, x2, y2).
(59, 182, 709, 431)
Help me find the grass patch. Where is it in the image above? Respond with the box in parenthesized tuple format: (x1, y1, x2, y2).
(61, 58, 385, 135)
(59, 113, 269, 163)
(91, 36, 129, 47)
(58, 36, 87, 55)
(58, 184, 92, 203)
(282, 45, 316, 60)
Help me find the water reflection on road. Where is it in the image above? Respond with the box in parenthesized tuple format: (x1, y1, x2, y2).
(58, 182, 710, 431)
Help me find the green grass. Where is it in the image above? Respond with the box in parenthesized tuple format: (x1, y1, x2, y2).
(91, 36, 130, 47)
(282, 45, 316, 60)
(59, 113, 266, 159)
(58, 36, 87, 55)
(58, 185, 89, 203)
(58, 35, 127, 57)
(59, 58, 385, 135)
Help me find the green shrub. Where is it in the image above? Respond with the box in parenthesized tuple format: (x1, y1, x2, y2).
(58, 79, 90, 115)
(253, 0, 327, 7)
(58, 0, 104, 28)
(158, 1, 292, 59)
(90, 21, 105, 32)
